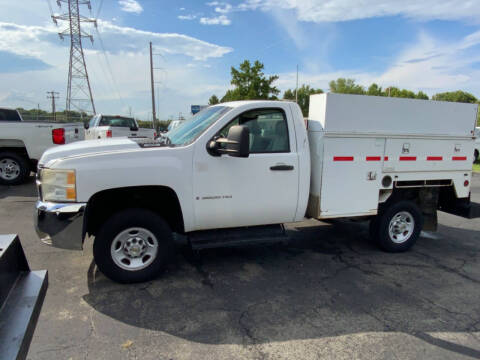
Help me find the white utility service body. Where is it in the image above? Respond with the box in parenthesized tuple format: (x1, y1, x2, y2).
(0, 107, 84, 185)
(34, 94, 479, 283)
(85, 114, 155, 140)
(307, 93, 475, 219)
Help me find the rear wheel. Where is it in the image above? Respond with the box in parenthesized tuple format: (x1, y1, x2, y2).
(376, 200, 423, 252)
(0, 152, 29, 185)
(93, 208, 174, 283)
(474, 150, 479, 163)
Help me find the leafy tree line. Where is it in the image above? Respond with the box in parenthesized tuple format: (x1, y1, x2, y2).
(208, 60, 480, 124)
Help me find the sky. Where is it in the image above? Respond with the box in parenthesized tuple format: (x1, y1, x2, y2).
(1, 0, 480, 120)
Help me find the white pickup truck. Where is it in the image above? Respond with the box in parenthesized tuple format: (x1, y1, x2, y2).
(85, 114, 156, 140)
(35, 94, 479, 283)
(0, 107, 84, 185)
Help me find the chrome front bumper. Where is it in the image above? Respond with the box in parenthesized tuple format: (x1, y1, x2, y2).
(34, 201, 87, 250)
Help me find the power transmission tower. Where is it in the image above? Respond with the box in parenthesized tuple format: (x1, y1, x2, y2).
(46, 91, 60, 121)
(52, 0, 97, 115)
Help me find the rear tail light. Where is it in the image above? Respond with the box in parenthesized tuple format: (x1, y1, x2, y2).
(464, 180, 470, 187)
(52, 128, 65, 145)
(106, 130, 112, 138)
(154, 132, 157, 138)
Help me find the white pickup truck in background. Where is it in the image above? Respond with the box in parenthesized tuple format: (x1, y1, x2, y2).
(85, 114, 156, 140)
(0, 107, 84, 185)
(35, 94, 479, 283)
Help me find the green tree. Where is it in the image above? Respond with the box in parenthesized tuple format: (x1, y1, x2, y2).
(367, 83, 383, 96)
(208, 94, 220, 105)
(283, 84, 323, 117)
(329, 78, 365, 95)
(431, 90, 477, 103)
(416, 91, 429, 100)
(221, 60, 280, 102)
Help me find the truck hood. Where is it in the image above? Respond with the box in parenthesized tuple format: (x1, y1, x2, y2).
(40, 138, 140, 167)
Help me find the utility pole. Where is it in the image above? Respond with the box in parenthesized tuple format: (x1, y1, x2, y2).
(46, 91, 59, 122)
(295, 64, 299, 103)
(52, 0, 96, 115)
(149, 42, 157, 130)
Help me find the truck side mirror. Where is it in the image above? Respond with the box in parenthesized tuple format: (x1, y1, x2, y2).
(130, 126, 139, 132)
(208, 125, 250, 157)
(84, 123, 89, 130)
(226, 125, 250, 157)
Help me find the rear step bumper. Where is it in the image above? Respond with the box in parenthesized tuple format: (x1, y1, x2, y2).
(0, 234, 48, 360)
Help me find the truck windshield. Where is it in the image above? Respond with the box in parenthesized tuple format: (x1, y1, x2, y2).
(100, 116, 136, 128)
(167, 106, 231, 146)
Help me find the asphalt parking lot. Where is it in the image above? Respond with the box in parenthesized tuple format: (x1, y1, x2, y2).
(1, 175, 480, 360)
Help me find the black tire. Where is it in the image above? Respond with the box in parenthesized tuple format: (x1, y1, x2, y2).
(0, 151, 29, 185)
(377, 200, 423, 253)
(93, 208, 174, 283)
(474, 150, 479, 164)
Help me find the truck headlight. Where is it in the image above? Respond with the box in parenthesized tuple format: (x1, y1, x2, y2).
(41, 169, 76, 202)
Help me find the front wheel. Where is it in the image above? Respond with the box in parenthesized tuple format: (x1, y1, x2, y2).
(93, 208, 174, 283)
(376, 200, 423, 252)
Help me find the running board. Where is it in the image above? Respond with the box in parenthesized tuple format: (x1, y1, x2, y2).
(0, 234, 48, 360)
(189, 224, 289, 250)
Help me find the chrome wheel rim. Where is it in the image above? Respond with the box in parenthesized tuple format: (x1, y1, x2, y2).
(0, 158, 20, 181)
(110, 227, 158, 271)
(388, 211, 415, 244)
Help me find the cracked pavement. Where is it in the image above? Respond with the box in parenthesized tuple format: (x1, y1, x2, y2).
(1, 175, 479, 359)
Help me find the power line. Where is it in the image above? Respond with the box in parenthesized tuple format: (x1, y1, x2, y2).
(95, 0, 104, 18)
(93, 26, 125, 108)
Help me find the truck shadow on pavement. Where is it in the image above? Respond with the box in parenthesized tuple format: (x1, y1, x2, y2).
(82, 220, 480, 358)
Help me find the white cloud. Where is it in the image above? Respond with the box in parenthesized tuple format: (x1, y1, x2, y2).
(0, 20, 233, 117)
(238, 0, 480, 23)
(178, 14, 196, 21)
(118, 0, 143, 14)
(199, 15, 231, 25)
(0, 21, 233, 61)
(206, 1, 233, 14)
(276, 30, 480, 97)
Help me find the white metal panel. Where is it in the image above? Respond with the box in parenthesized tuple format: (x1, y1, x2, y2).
(309, 93, 477, 137)
(383, 138, 474, 172)
(319, 136, 385, 217)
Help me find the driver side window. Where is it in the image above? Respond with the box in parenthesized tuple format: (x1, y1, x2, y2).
(218, 108, 289, 153)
